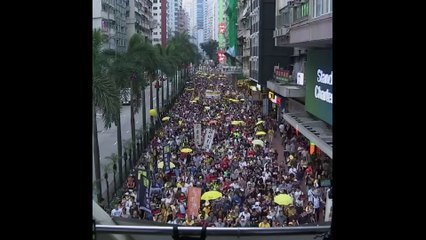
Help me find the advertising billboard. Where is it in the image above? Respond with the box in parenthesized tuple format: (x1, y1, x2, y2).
(305, 49, 332, 125)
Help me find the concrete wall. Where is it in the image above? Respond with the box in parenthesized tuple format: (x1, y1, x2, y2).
(290, 14, 332, 44)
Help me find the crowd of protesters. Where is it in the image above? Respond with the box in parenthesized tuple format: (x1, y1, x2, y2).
(109, 67, 332, 227)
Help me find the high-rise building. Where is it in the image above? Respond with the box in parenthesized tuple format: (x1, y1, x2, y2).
(151, 0, 162, 45)
(93, 0, 128, 53)
(126, 0, 154, 43)
(177, 7, 187, 33)
(195, 0, 205, 50)
(183, 0, 196, 39)
(236, 0, 251, 76)
(167, 0, 183, 38)
(204, 0, 218, 42)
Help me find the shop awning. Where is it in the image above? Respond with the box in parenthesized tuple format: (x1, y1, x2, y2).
(283, 112, 332, 158)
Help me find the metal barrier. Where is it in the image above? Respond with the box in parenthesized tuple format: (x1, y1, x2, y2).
(95, 225, 330, 235)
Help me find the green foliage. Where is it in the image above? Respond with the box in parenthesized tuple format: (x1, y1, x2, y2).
(105, 153, 119, 165)
(200, 39, 219, 63)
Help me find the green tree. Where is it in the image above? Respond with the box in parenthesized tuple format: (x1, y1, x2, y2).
(125, 34, 158, 166)
(200, 39, 219, 64)
(93, 29, 121, 202)
(167, 32, 199, 96)
(105, 52, 129, 183)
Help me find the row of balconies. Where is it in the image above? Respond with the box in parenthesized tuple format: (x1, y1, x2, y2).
(273, 0, 332, 46)
(101, 10, 115, 21)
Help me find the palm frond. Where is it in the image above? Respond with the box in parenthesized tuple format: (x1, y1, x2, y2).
(93, 74, 121, 129)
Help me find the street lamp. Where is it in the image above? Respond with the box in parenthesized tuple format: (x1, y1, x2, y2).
(104, 171, 110, 207)
(123, 151, 128, 180)
(113, 162, 117, 194)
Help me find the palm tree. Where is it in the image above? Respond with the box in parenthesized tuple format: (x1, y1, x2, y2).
(155, 44, 175, 110)
(125, 34, 158, 167)
(167, 32, 199, 98)
(93, 29, 121, 202)
(107, 52, 132, 184)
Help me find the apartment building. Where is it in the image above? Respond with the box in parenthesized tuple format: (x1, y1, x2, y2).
(151, 0, 163, 45)
(93, 0, 128, 53)
(127, 0, 154, 43)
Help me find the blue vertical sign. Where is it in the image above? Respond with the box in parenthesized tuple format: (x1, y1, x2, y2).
(137, 170, 151, 213)
(153, 148, 158, 175)
(163, 144, 171, 173)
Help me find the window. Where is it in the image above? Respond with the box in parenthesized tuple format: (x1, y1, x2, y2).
(153, 7, 157, 10)
(153, 0, 157, 3)
(314, 0, 332, 18)
(154, 13, 157, 16)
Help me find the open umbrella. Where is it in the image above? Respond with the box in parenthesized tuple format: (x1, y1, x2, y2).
(252, 139, 264, 147)
(201, 190, 222, 201)
(256, 120, 265, 126)
(274, 194, 293, 206)
(158, 161, 176, 169)
(256, 131, 267, 136)
(181, 148, 193, 153)
(231, 120, 244, 126)
(162, 116, 170, 121)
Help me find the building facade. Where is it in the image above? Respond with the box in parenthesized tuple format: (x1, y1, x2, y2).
(204, 0, 219, 42)
(270, 0, 333, 158)
(126, 0, 153, 43)
(93, 0, 128, 53)
(151, 0, 162, 45)
(236, 0, 251, 77)
(195, 0, 205, 50)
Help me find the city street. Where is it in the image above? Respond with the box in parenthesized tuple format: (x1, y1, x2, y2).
(93, 80, 174, 199)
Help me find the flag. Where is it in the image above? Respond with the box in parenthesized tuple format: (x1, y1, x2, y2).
(309, 142, 315, 155)
(137, 170, 151, 213)
(163, 144, 171, 173)
(186, 187, 202, 217)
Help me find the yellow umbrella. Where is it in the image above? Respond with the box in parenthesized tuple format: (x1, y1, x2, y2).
(158, 161, 176, 169)
(274, 194, 293, 206)
(256, 131, 267, 136)
(181, 148, 193, 153)
(162, 116, 170, 121)
(256, 120, 265, 126)
(249, 86, 257, 91)
(190, 100, 197, 103)
(204, 106, 210, 110)
(149, 109, 157, 117)
(201, 190, 222, 201)
(252, 139, 264, 147)
(185, 88, 194, 91)
(231, 120, 243, 125)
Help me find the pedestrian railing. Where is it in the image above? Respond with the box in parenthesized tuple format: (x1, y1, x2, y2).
(94, 224, 331, 240)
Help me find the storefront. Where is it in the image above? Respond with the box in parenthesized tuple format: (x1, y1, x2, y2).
(282, 48, 333, 158)
(268, 91, 284, 121)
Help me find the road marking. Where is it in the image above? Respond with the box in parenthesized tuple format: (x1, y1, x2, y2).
(126, 130, 129, 133)
(136, 121, 139, 124)
(114, 141, 117, 145)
